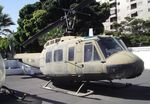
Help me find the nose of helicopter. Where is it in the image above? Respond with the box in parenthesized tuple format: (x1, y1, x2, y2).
(106, 51, 144, 79)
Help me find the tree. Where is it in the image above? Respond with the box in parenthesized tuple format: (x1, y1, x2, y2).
(113, 17, 150, 47)
(0, 5, 14, 36)
(15, 0, 110, 52)
(112, 22, 121, 32)
(143, 20, 150, 33)
(0, 5, 14, 58)
(129, 18, 145, 35)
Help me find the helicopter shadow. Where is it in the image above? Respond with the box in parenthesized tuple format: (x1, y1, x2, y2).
(21, 75, 150, 101)
(0, 89, 66, 104)
(51, 80, 150, 101)
(88, 81, 150, 100)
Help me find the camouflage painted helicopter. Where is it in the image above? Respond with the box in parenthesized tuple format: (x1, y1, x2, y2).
(14, 0, 144, 96)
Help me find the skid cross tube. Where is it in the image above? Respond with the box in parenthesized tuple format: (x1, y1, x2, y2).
(42, 80, 93, 97)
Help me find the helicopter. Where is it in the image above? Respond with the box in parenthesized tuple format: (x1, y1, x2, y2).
(14, 0, 144, 96)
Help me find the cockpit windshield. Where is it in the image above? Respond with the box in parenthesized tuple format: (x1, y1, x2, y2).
(115, 37, 129, 51)
(97, 37, 124, 58)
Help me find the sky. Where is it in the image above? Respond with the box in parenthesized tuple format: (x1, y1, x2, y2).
(0, 0, 39, 32)
(0, 0, 101, 32)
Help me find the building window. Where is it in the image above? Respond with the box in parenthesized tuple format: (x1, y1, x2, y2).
(84, 44, 92, 62)
(118, 2, 120, 5)
(110, 25, 115, 29)
(127, 6, 130, 10)
(110, 2, 116, 8)
(138, 2, 143, 6)
(54, 49, 63, 62)
(68, 47, 74, 61)
(110, 17, 117, 22)
(84, 43, 100, 62)
(131, 3, 137, 9)
(130, 0, 135, 2)
(148, 0, 150, 3)
(131, 12, 138, 17)
(148, 8, 150, 12)
(138, 10, 143, 14)
(46, 51, 52, 63)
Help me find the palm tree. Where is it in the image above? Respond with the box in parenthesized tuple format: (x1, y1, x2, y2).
(0, 5, 14, 36)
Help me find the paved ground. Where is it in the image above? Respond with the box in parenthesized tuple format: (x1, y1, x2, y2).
(1, 69, 150, 104)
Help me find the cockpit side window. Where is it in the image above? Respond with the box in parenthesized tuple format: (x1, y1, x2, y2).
(98, 37, 123, 58)
(46, 51, 52, 63)
(84, 43, 100, 62)
(84, 44, 92, 62)
(94, 47, 100, 61)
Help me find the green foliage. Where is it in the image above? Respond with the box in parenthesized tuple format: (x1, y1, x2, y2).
(0, 5, 14, 36)
(15, 0, 110, 52)
(19, 2, 42, 20)
(121, 35, 150, 47)
(0, 5, 14, 57)
(33, 10, 48, 29)
(0, 37, 8, 50)
(38, 26, 64, 45)
(109, 17, 150, 47)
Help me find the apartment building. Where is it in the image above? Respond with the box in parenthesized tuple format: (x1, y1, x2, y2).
(102, 0, 150, 31)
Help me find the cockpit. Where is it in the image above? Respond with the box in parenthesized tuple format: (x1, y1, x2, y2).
(97, 37, 127, 58)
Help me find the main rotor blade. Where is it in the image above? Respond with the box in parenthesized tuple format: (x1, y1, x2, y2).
(21, 17, 66, 46)
(21, 0, 95, 46)
(73, 0, 95, 11)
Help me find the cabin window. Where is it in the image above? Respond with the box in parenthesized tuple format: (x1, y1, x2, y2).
(94, 47, 100, 61)
(46, 51, 52, 63)
(84, 44, 100, 62)
(68, 47, 75, 61)
(54, 49, 63, 62)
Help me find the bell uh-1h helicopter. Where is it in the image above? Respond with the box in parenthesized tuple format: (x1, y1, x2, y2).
(14, 0, 144, 96)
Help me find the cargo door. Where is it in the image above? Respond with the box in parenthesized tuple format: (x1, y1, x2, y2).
(66, 45, 76, 75)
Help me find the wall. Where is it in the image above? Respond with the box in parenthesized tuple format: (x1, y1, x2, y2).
(129, 46, 150, 70)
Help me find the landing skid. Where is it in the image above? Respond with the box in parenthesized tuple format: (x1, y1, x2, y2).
(109, 80, 132, 88)
(42, 80, 94, 97)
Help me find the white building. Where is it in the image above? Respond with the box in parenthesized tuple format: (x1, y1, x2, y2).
(103, 0, 150, 31)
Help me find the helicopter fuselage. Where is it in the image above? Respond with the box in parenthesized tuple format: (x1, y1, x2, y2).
(15, 35, 144, 81)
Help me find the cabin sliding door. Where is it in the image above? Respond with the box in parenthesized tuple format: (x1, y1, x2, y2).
(82, 42, 103, 75)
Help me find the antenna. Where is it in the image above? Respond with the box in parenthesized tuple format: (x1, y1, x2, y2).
(89, 28, 94, 37)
